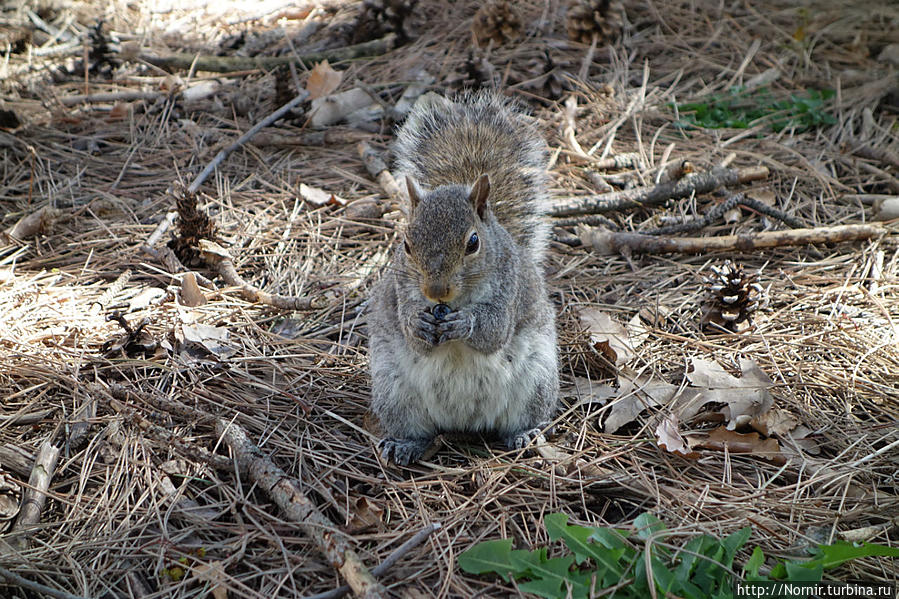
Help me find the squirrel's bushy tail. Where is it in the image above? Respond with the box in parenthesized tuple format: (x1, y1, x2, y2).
(393, 91, 551, 261)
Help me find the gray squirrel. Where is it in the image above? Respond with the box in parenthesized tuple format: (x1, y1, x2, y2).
(367, 91, 559, 465)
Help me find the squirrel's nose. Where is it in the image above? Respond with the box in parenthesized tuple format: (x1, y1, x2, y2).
(422, 281, 452, 303)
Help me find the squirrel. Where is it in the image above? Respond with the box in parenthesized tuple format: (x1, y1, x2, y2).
(367, 91, 559, 465)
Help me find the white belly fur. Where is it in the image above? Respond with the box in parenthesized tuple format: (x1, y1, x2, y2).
(401, 327, 553, 435)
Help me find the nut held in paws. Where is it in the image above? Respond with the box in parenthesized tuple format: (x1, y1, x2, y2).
(432, 303, 451, 320)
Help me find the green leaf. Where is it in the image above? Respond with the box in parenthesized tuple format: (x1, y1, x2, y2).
(545, 513, 593, 564)
(512, 553, 585, 599)
(744, 546, 766, 579)
(458, 539, 520, 582)
(810, 541, 899, 570)
(722, 527, 752, 567)
(633, 513, 665, 541)
(784, 560, 823, 582)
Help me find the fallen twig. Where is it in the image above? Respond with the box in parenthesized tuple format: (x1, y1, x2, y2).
(59, 90, 164, 106)
(9, 442, 60, 550)
(643, 192, 805, 235)
(357, 141, 404, 210)
(140, 35, 396, 74)
(551, 165, 769, 216)
(0, 567, 89, 599)
(577, 223, 887, 255)
(303, 523, 443, 599)
(199, 240, 325, 310)
(0, 444, 35, 478)
(188, 90, 310, 194)
(215, 419, 387, 599)
(846, 137, 899, 171)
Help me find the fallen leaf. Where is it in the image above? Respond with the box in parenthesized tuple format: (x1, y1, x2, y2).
(5, 207, 59, 240)
(191, 561, 229, 599)
(180, 272, 207, 307)
(750, 408, 799, 437)
(655, 414, 700, 458)
(682, 357, 773, 428)
(579, 308, 635, 367)
(687, 426, 785, 464)
(309, 88, 374, 127)
(300, 183, 346, 207)
(128, 287, 166, 312)
(306, 60, 342, 100)
(626, 313, 650, 349)
(182, 79, 221, 103)
(565, 376, 618, 406)
(347, 496, 384, 531)
(603, 371, 700, 433)
(181, 323, 236, 359)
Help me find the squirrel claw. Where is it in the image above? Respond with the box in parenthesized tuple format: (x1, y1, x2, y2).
(504, 426, 549, 451)
(378, 437, 431, 465)
(436, 311, 473, 343)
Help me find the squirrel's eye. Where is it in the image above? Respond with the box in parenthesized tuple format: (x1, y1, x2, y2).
(465, 232, 479, 254)
(403, 239, 412, 255)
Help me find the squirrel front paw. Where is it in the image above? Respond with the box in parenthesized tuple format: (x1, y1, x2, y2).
(436, 309, 474, 344)
(378, 437, 432, 465)
(405, 310, 440, 347)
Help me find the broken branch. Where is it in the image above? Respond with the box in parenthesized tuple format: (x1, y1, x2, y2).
(357, 141, 404, 210)
(577, 223, 887, 255)
(215, 419, 386, 599)
(199, 240, 325, 310)
(188, 90, 310, 194)
(9, 442, 60, 550)
(140, 35, 396, 73)
(551, 165, 769, 216)
(304, 523, 443, 599)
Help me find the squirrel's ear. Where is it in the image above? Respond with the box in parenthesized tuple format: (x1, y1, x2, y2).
(469, 174, 490, 219)
(405, 176, 422, 212)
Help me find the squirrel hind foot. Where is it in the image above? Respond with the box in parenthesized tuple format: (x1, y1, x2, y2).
(378, 437, 432, 465)
(504, 423, 553, 451)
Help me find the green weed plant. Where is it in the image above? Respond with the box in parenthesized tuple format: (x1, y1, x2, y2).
(673, 87, 836, 132)
(458, 513, 898, 599)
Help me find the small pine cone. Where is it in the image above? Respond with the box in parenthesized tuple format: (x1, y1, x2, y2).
(447, 48, 496, 91)
(701, 260, 768, 333)
(353, 0, 419, 44)
(516, 50, 570, 102)
(472, 1, 523, 47)
(566, 0, 625, 45)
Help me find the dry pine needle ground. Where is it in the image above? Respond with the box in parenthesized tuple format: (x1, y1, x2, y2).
(0, 0, 898, 597)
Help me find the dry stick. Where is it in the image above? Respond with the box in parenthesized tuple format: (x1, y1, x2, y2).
(0, 443, 34, 478)
(577, 223, 888, 255)
(847, 137, 899, 171)
(303, 523, 443, 599)
(187, 90, 310, 194)
(215, 419, 386, 599)
(60, 90, 163, 106)
(551, 165, 769, 216)
(357, 142, 405, 209)
(140, 34, 396, 73)
(643, 193, 805, 235)
(0, 567, 89, 599)
(199, 240, 326, 310)
(591, 152, 643, 171)
(9, 442, 60, 550)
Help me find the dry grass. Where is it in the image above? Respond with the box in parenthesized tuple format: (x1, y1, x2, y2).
(1, 0, 898, 597)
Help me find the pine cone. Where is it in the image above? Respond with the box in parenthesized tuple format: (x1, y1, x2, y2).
(516, 50, 570, 103)
(566, 0, 625, 45)
(352, 0, 418, 44)
(447, 48, 496, 91)
(472, 1, 523, 47)
(701, 261, 768, 333)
